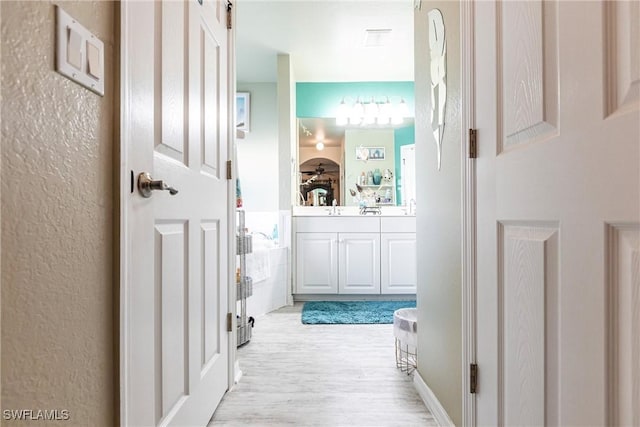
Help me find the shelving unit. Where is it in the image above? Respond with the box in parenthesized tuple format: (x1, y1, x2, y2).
(359, 183, 395, 205)
(236, 210, 253, 347)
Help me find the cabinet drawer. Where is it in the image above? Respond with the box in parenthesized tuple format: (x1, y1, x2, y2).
(380, 217, 416, 233)
(295, 216, 380, 233)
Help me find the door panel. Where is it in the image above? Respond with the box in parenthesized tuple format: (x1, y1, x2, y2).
(155, 222, 188, 420)
(475, 1, 639, 425)
(606, 224, 640, 426)
(604, 1, 640, 116)
(499, 0, 558, 150)
(498, 223, 559, 426)
(122, 0, 231, 425)
(202, 221, 220, 368)
(158, 1, 187, 162)
(201, 21, 222, 175)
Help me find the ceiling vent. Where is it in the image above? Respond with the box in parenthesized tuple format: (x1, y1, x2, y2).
(363, 29, 392, 47)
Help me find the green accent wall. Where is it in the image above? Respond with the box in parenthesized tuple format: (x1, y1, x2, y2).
(394, 125, 415, 205)
(296, 82, 415, 118)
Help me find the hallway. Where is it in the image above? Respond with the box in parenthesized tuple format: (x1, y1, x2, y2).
(209, 304, 436, 426)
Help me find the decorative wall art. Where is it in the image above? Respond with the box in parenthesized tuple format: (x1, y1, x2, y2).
(236, 92, 250, 132)
(356, 146, 386, 161)
(428, 8, 446, 170)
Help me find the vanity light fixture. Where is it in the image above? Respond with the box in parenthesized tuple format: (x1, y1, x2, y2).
(336, 96, 409, 127)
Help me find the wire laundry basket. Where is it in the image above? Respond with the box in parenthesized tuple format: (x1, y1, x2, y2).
(393, 308, 417, 374)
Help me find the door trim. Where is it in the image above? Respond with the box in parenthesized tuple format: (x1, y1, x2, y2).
(460, 1, 477, 426)
(118, 3, 132, 422)
(226, 0, 238, 392)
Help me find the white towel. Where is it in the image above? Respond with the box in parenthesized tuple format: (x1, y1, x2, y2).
(246, 248, 271, 283)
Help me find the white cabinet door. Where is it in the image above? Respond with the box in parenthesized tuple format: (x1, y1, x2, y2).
(296, 233, 338, 294)
(381, 233, 417, 294)
(338, 233, 381, 294)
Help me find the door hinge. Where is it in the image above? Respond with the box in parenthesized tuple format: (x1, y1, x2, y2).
(470, 363, 478, 393)
(226, 312, 233, 332)
(469, 128, 477, 159)
(226, 1, 233, 29)
(226, 160, 232, 180)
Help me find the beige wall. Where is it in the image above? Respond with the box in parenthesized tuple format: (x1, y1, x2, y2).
(414, 1, 462, 425)
(1, 1, 115, 425)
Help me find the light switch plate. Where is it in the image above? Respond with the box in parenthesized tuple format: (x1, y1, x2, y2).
(56, 6, 105, 96)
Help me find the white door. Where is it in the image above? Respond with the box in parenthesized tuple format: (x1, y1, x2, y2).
(381, 233, 416, 294)
(400, 144, 416, 206)
(120, 1, 232, 425)
(339, 233, 381, 294)
(474, 1, 639, 425)
(296, 232, 338, 294)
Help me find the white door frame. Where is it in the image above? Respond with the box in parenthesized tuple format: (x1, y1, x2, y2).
(227, 0, 239, 390)
(118, 1, 237, 421)
(460, 1, 477, 426)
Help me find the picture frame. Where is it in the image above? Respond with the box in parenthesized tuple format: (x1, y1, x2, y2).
(236, 92, 250, 132)
(356, 146, 385, 161)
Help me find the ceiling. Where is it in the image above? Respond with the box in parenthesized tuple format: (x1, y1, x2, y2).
(236, 0, 415, 83)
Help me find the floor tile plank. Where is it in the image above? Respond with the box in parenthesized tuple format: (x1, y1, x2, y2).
(209, 304, 435, 427)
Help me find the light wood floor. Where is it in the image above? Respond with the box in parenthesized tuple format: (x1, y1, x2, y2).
(209, 304, 436, 427)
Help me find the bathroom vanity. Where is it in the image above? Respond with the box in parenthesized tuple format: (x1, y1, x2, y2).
(292, 208, 416, 298)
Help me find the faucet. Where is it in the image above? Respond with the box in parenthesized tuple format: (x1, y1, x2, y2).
(330, 199, 339, 215)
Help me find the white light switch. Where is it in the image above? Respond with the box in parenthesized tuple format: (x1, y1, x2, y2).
(67, 27, 82, 70)
(56, 6, 105, 96)
(86, 40, 102, 80)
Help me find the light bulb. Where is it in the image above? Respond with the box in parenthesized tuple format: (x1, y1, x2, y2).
(350, 98, 364, 125)
(336, 98, 349, 125)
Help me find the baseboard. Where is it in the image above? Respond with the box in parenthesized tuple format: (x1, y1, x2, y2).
(233, 360, 243, 384)
(293, 294, 416, 302)
(414, 371, 455, 427)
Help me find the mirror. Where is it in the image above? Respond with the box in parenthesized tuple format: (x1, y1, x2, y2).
(299, 156, 339, 206)
(298, 118, 415, 207)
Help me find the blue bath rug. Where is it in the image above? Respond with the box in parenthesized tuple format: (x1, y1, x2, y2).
(301, 300, 416, 324)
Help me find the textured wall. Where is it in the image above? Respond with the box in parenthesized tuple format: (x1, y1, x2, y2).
(414, 1, 462, 425)
(1, 1, 115, 425)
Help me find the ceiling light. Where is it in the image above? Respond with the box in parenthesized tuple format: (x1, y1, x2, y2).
(316, 141, 325, 151)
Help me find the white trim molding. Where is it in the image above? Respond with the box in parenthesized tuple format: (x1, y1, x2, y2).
(460, 0, 477, 426)
(414, 371, 456, 427)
